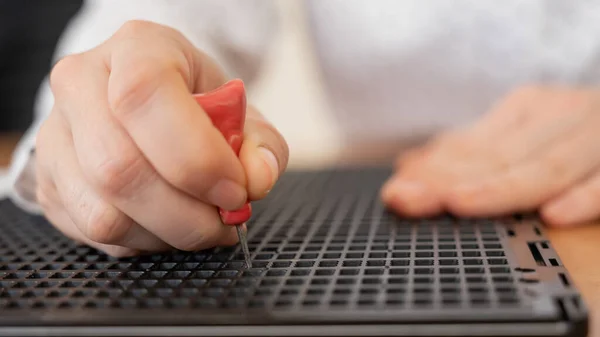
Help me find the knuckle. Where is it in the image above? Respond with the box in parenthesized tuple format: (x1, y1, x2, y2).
(89, 152, 146, 197)
(85, 202, 131, 245)
(115, 20, 161, 38)
(49, 54, 85, 98)
(115, 20, 188, 45)
(107, 62, 167, 120)
(108, 25, 192, 119)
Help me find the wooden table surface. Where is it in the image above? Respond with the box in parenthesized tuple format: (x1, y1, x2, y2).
(0, 132, 22, 167)
(547, 225, 600, 336)
(0, 132, 598, 336)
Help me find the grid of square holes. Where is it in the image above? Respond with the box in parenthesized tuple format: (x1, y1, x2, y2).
(0, 169, 524, 312)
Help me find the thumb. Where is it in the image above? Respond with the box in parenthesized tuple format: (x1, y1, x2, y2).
(240, 105, 289, 200)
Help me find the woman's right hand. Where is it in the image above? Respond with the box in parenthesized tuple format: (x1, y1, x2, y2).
(36, 20, 289, 257)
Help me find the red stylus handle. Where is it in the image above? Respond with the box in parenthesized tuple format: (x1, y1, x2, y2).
(192, 79, 251, 225)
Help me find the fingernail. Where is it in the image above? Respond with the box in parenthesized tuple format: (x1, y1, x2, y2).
(259, 146, 279, 186)
(207, 179, 247, 210)
(381, 177, 444, 217)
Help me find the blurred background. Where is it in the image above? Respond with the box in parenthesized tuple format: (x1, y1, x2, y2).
(0, 0, 82, 165)
(0, 0, 342, 170)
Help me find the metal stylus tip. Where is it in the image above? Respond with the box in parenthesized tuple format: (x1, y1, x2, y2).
(236, 224, 252, 268)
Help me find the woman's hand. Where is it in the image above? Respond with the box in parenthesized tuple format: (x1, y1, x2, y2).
(36, 20, 288, 257)
(382, 86, 600, 227)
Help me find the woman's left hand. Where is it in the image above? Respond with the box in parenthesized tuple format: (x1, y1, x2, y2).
(381, 86, 600, 227)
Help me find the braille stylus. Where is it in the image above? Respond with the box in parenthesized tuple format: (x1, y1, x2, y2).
(193, 79, 252, 268)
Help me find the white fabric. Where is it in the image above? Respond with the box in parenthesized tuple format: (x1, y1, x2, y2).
(5, 0, 600, 211)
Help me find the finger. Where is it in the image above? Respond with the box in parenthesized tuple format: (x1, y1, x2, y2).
(390, 132, 490, 202)
(45, 111, 171, 251)
(35, 119, 61, 208)
(446, 120, 600, 216)
(39, 189, 140, 258)
(474, 86, 592, 138)
(36, 180, 140, 257)
(467, 107, 586, 176)
(386, 125, 527, 217)
(239, 105, 289, 200)
(50, 55, 239, 251)
(384, 145, 446, 217)
(380, 174, 444, 217)
(100, 21, 247, 208)
(541, 172, 600, 227)
(417, 88, 589, 184)
(35, 183, 81, 242)
(385, 135, 462, 216)
(394, 146, 429, 170)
